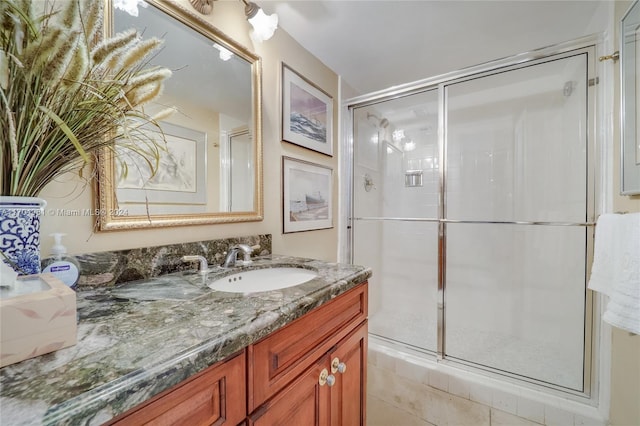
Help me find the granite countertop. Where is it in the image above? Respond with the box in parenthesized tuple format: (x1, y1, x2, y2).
(0, 255, 371, 426)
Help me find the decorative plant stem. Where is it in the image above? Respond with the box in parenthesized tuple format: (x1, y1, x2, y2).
(0, 0, 173, 197)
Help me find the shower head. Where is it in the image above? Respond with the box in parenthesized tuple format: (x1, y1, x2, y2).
(367, 112, 389, 129)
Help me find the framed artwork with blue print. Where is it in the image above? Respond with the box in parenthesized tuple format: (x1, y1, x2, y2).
(281, 63, 334, 156)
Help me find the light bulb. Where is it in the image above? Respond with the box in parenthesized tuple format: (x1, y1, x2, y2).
(392, 129, 405, 142)
(113, 0, 147, 17)
(248, 8, 278, 42)
(213, 43, 233, 61)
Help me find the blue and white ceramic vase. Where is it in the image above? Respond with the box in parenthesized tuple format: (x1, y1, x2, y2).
(0, 196, 47, 275)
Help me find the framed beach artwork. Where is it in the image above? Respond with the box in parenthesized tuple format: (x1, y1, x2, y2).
(116, 122, 207, 210)
(282, 157, 333, 233)
(282, 63, 333, 156)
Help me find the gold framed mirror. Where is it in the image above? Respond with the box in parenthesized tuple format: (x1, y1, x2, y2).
(97, 0, 262, 230)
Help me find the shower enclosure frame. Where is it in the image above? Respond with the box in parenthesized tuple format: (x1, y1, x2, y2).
(342, 35, 604, 401)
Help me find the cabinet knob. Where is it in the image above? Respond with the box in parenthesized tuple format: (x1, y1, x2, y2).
(326, 374, 336, 386)
(331, 357, 347, 374)
(319, 368, 337, 386)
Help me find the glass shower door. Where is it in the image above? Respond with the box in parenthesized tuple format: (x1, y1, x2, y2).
(352, 90, 439, 353)
(349, 46, 594, 393)
(443, 53, 590, 391)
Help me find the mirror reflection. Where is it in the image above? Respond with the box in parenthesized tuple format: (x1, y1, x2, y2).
(98, 0, 262, 229)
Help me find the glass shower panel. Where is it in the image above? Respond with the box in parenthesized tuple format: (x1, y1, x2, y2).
(443, 53, 589, 391)
(353, 90, 439, 220)
(349, 45, 594, 394)
(445, 54, 588, 223)
(353, 221, 439, 351)
(352, 90, 439, 353)
(445, 223, 586, 391)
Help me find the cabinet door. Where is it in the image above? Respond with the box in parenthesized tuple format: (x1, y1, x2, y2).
(330, 321, 368, 426)
(110, 352, 246, 426)
(249, 283, 368, 411)
(248, 358, 330, 426)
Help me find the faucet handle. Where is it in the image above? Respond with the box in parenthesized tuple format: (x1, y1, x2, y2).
(181, 255, 209, 275)
(221, 244, 256, 267)
(236, 244, 254, 264)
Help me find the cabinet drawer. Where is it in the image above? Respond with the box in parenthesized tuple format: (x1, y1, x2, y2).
(109, 351, 246, 426)
(248, 282, 368, 410)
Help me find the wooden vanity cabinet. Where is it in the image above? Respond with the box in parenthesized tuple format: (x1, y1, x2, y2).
(105, 282, 368, 426)
(247, 322, 367, 426)
(248, 283, 368, 426)
(107, 351, 246, 426)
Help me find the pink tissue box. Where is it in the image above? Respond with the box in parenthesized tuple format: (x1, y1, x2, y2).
(0, 273, 77, 368)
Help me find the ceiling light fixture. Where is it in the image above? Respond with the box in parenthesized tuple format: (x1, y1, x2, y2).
(113, 0, 147, 17)
(403, 140, 416, 152)
(392, 129, 405, 143)
(189, 0, 214, 15)
(241, 0, 278, 42)
(186, 0, 278, 42)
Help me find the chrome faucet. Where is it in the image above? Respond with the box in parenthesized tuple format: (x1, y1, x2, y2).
(221, 244, 253, 268)
(181, 255, 209, 275)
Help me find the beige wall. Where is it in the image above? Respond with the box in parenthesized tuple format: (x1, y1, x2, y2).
(39, 0, 339, 262)
(610, 3, 640, 425)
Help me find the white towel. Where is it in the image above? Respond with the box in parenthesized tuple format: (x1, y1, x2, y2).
(588, 213, 640, 335)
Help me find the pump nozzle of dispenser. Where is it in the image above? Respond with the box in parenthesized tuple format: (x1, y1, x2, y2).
(43, 233, 79, 289)
(50, 233, 68, 261)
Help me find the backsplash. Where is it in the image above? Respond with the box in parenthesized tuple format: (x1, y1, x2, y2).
(44, 235, 272, 288)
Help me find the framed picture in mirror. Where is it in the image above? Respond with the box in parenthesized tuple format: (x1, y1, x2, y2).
(116, 122, 207, 211)
(281, 64, 334, 156)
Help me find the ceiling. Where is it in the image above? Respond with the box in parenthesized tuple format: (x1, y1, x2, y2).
(258, 0, 608, 96)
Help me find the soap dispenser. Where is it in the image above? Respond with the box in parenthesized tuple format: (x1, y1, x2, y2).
(42, 233, 80, 290)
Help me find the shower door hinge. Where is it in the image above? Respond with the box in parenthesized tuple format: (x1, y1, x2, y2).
(588, 77, 599, 87)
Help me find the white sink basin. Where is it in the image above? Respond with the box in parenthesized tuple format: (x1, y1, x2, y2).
(208, 267, 317, 293)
